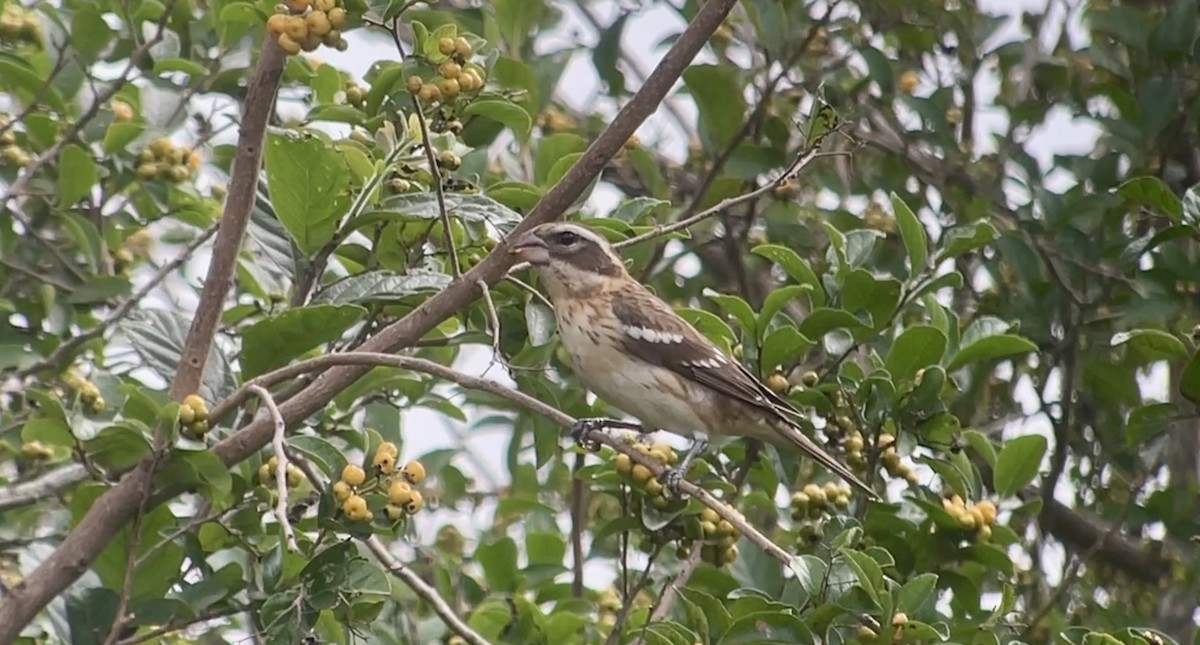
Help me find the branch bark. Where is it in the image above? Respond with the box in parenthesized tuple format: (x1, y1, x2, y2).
(0, 1, 737, 635)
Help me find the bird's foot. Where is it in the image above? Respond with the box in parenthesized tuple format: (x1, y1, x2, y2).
(657, 438, 708, 498)
(659, 467, 688, 497)
(570, 418, 607, 451)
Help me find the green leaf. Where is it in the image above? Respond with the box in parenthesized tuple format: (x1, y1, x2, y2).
(241, 304, 366, 379)
(751, 244, 825, 307)
(534, 133, 587, 185)
(122, 309, 236, 402)
(311, 270, 450, 305)
(792, 554, 827, 596)
(896, 573, 938, 612)
(1124, 402, 1182, 446)
(720, 612, 814, 644)
(263, 130, 352, 254)
(59, 144, 98, 207)
(947, 334, 1037, 371)
(682, 65, 747, 149)
(705, 291, 757, 338)
(1180, 350, 1200, 404)
(892, 192, 928, 276)
(476, 537, 520, 593)
(103, 122, 144, 154)
(936, 221, 998, 262)
(611, 196, 671, 223)
(154, 449, 232, 502)
(760, 326, 816, 373)
(546, 152, 584, 188)
(1117, 176, 1183, 223)
(1110, 329, 1189, 361)
(21, 416, 74, 448)
(353, 192, 523, 230)
(84, 423, 152, 471)
(71, 8, 116, 59)
(838, 548, 884, 607)
(152, 57, 209, 77)
(797, 308, 871, 339)
(758, 285, 812, 336)
(592, 13, 628, 94)
(463, 99, 533, 139)
(679, 589, 732, 643)
(993, 434, 1048, 496)
(289, 435, 347, 478)
(66, 276, 132, 304)
(525, 299, 556, 346)
(885, 325, 948, 384)
(963, 429, 998, 468)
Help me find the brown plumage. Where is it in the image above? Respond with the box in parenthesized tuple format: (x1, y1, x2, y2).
(510, 222, 878, 499)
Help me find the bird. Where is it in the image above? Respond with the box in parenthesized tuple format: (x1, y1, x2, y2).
(509, 222, 878, 500)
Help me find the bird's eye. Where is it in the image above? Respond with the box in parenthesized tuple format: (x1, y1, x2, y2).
(555, 230, 580, 245)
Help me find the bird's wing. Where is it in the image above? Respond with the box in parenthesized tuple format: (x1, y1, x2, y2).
(610, 285, 879, 500)
(610, 285, 794, 418)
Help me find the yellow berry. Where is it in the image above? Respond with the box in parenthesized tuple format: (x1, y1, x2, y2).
(418, 83, 441, 103)
(803, 483, 825, 506)
(717, 520, 735, 536)
(342, 494, 367, 519)
(404, 490, 424, 514)
(700, 507, 719, 524)
(401, 460, 426, 485)
(699, 520, 717, 536)
(283, 15, 307, 41)
(111, 100, 134, 122)
(276, 34, 300, 55)
(631, 464, 653, 483)
(305, 10, 331, 36)
(858, 626, 878, 641)
(968, 505, 986, 528)
(898, 70, 919, 95)
(453, 36, 472, 57)
(375, 441, 398, 458)
(438, 77, 460, 100)
(614, 453, 632, 474)
(332, 480, 352, 501)
(341, 464, 366, 487)
(438, 36, 456, 55)
(373, 450, 396, 475)
(178, 404, 196, 425)
(313, 0, 335, 10)
(766, 373, 788, 394)
(182, 394, 208, 420)
(285, 0, 310, 12)
(823, 481, 841, 501)
(258, 463, 272, 485)
(406, 75, 423, 94)
(327, 7, 346, 29)
(791, 491, 810, 508)
(188, 419, 207, 435)
(976, 500, 997, 525)
(286, 464, 304, 487)
(266, 13, 288, 35)
(439, 61, 462, 79)
(892, 612, 909, 627)
(647, 448, 671, 464)
(978, 524, 993, 541)
(385, 504, 405, 521)
(388, 480, 414, 505)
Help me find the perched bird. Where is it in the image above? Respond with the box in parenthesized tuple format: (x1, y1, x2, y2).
(510, 222, 877, 499)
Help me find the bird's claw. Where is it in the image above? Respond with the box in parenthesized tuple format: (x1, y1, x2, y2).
(570, 418, 607, 451)
(658, 467, 688, 498)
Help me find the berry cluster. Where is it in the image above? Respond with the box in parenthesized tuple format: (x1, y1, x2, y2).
(136, 138, 202, 184)
(941, 495, 997, 541)
(179, 394, 211, 439)
(406, 36, 485, 106)
(874, 432, 918, 483)
(0, 4, 42, 48)
(257, 456, 305, 489)
(265, 0, 348, 56)
(694, 507, 741, 567)
(111, 100, 135, 123)
(112, 228, 153, 276)
(857, 612, 910, 643)
(791, 481, 855, 547)
(0, 116, 30, 167)
(332, 441, 427, 524)
(613, 440, 679, 509)
(63, 369, 105, 414)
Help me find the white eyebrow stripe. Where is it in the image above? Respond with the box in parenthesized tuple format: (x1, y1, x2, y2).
(622, 325, 684, 344)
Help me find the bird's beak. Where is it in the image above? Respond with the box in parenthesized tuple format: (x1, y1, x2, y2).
(509, 231, 550, 265)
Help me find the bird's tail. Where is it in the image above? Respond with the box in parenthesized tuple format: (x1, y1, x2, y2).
(773, 420, 880, 501)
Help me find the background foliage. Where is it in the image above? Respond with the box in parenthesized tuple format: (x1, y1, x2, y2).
(1, 0, 1199, 643)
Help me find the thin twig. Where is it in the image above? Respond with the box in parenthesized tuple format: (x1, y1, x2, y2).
(604, 546, 665, 645)
(17, 223, 220, 377)
(614, 145, 826, 250)
(116, 603, 248, 645)
(101, 460, 158, 645)
(365, 536, 493, 645)
(476, 279, 503, 374)
(630, 543, 705, 645)
(570, 452, 587, 597)
(247, 384, 299, 553)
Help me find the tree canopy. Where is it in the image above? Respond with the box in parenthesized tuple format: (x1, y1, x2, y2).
(0, 0, 1198, 643)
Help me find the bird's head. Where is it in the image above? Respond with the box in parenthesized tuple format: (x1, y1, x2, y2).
(509, 223, 628, 300)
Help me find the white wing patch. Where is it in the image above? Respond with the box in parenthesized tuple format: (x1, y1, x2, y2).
(622, 325, 685, 344)
(682, 357, 723, 368)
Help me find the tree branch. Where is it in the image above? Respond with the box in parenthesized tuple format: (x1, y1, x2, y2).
(0, 1, 737, 634)
(247, 384, 299, 553)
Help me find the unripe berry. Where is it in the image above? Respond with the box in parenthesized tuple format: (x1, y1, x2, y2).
(327, 7, 346, 29)
(305, 11, 331, 36)
(406, 75, 423, 94)
(277, 33, 302, 55)
(418, 83, 441, 103)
